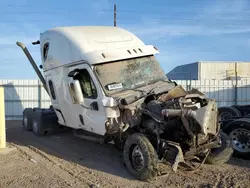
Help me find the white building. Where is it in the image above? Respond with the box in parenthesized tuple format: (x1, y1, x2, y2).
(167, 61, 250, 80)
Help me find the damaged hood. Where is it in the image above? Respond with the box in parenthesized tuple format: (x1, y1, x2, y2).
(110, 80, 177, 106)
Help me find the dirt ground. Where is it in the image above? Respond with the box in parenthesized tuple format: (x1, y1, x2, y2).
(0, 120, 249, 188)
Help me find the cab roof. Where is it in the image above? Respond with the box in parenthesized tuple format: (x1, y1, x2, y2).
(40, 26, 159, 70)
(43, 26, 145, 52)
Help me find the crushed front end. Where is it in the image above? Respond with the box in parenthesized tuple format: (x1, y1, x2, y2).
(103, 84, 230, 172)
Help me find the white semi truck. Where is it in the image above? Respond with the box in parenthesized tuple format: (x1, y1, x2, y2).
(17, 26, 233, 181)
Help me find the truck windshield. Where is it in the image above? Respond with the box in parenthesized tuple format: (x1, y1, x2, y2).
(94, 55, 168, 95)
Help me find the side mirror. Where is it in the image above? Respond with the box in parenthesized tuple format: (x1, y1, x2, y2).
(69, 80, 84, 104)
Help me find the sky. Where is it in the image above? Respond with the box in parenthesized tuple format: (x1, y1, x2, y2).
(0, 0, 250, 79)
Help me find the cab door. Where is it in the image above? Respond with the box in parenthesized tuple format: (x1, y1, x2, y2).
(67, 63, 107, 135)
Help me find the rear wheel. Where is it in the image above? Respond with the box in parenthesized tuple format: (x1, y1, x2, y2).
(218, 107, 241, 121)
(206, 132, 233, 165)
(32, 111, 45, 136)
(23, 108, 33, 131)
(223, 118, 250, 159)
(123, 133, 158, 181)
(244, 114, 250, 118)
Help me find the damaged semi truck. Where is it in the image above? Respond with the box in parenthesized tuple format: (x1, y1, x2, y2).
(17, 26, 233, 181)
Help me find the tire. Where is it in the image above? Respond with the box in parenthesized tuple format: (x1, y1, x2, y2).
(223, 118, 250, 159)
(32, 111, 45, 136)
(33, 107, 41, 111)
(123, 133, 158, 181)
(23, 108, 33, 131)
(244, 114, 250, 118)
(206, 132, 233, 165)
(218, 107, 241, 121)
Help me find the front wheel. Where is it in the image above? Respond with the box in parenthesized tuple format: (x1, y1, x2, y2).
(123, 133, 158, 181)
(206, 132, 233, 165)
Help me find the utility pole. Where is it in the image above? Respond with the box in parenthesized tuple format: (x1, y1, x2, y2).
(114, 4, 117, 27)
(235, 62, 238, 105)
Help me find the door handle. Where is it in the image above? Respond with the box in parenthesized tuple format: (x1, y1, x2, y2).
(79, 114, 84, 125)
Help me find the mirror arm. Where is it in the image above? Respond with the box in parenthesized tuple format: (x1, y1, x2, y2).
(79, 103, 92, 110)
(79, 102, 98, 111)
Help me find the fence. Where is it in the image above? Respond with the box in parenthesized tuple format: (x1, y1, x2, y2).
(1, 79, 250, 120)
(177, 79, 250, 107)
(0, 80, 50, 120)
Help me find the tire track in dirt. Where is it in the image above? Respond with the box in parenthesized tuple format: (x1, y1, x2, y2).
(27, 145, 118, 188)
(9, 143, 99, 188)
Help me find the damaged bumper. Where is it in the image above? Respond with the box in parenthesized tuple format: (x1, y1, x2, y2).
(161, 137, 221, 172)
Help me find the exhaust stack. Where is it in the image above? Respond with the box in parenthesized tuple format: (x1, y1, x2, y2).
(16, 41, 49, 94)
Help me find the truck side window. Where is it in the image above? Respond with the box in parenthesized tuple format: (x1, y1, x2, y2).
(48, 80, 56, 100)
(73, 69, 97, 99)
(43, 43, 49, 61)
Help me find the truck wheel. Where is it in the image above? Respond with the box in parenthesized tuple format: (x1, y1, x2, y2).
(33, 107, 41, 111)
(206, 132, 233, 165)
(223, 118, 250, 159)
(218, 107, 241, 121)
(32, 111, 45, 136)
(23, 108, 33, 131)
(123, 133, 158, 181)
(244, 114, 250, 118)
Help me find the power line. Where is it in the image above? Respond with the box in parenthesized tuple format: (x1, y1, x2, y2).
(2, 13, 250, 22)
(0, 22, 249, 27)
(1, 10, 114, 14)
(0, 23, 249, 29)
(2, 11, 250, 16)
(1, 7, 250, 14)
(1, 19, 249, 24)
(1, 14, 250, 23)
(116, 17, 250, 21)
(0, 6, 249, 26)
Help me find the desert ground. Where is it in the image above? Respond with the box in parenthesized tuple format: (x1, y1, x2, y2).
(0, 120, 249, 188)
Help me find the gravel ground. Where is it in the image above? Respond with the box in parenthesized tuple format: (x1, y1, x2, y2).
(0, 120, 249, 188)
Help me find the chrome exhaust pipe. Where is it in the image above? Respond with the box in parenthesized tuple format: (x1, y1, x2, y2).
(16, 41, 49, 94)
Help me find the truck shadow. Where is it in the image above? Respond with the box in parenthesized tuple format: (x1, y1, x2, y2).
(6, 120, 134, 180)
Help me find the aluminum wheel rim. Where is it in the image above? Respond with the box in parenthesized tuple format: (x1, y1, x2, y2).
(131, 145, 144, 171)
(229, 127, 250, 153)
(24, 117, 28, 128)
(33, 121, 38, 133)
(219, 112, 233, 121)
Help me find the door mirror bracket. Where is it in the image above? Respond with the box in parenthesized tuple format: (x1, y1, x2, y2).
(90, 102, 99, 111)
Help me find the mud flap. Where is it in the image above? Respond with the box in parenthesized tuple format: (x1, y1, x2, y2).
(166, 142, 185, 172)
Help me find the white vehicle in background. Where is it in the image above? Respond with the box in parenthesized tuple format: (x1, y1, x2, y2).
(17, 26, 233, 181)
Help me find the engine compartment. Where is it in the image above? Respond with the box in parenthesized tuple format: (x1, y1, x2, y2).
(140, 95, 218, 155)
(104, 84, 221, 168)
